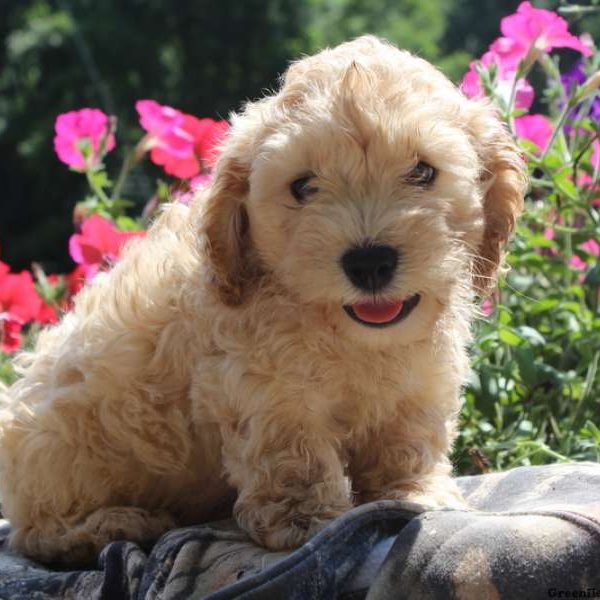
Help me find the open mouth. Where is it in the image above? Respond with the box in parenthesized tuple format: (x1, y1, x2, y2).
(343, 294, 421, 328)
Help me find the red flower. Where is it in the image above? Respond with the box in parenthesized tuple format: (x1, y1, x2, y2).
(65, 265, 87, 298)
(69, 215, 145, 280)
(1, 319, 23, 353)
(136, 99, 229, 179)
(183, 115, 230, 170)
(36, 302, 58, 325)
(54, 108, 116, 171)
(0, 263, 44, 353)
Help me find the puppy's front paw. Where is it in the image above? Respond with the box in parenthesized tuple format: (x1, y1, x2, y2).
(398, 487, 469, 510)
(364, 482, 469, 511)
(235, 499, 349, 550)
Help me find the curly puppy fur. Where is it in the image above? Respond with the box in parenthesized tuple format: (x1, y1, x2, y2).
(0, 36, 526, 564)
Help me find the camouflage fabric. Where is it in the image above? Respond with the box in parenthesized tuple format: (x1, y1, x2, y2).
(0, 462, 598, 599)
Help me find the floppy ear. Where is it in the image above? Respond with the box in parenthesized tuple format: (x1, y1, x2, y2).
(202, 155, 258, 306)
(468, 107, 528, 295)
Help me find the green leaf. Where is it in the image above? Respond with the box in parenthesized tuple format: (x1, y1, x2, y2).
(529, 298, 560, 315)
(514, 326, 546, 346)
(514, 346, 537, 387)
(499, 327, 522, 346)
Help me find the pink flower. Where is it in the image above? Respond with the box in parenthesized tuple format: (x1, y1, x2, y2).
(581, 239, 600, 257)
(575, 141, 600, 206)
(570, 239, 600, 271)
(540, 226, 560, 256)
(172, 174, 214, 205)
(69, 214, 145, 280)
(592, 140, 600, 171)
(570, 255, 587, 270)
(461, 50, 534, 109)
(54, 108, 116, 170)
(136, 100, 229, 179)
(498, 2, 592, 69)
(515, 114, 553, 153)
(481, 299, 494, 317)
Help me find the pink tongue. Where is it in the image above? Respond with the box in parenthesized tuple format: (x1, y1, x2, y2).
(352, 300, 404, 324)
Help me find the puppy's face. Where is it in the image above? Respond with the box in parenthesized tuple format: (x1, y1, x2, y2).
(203, 37, 526, 346)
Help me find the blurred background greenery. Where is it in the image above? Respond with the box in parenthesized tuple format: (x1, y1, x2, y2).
(4, 0, 600, 272)
(0, 0, 536, 271)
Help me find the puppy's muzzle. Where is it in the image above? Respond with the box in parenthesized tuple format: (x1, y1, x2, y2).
(341, 245, 399, 292)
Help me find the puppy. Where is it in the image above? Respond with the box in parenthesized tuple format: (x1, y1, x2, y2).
(0, 36, 526, 564)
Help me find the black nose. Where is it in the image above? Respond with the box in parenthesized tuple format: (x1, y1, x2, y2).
(341, 245, 399, 292)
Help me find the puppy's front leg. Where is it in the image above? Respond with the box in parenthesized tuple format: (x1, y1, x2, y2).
(349, 417, 467, 510)
(221, 418, 352, 550)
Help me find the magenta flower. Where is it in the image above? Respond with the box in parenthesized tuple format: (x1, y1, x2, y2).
(135, 100, 195, 173)
(69, 214, 145, 280)
(488, 36, 525, 71)
(570, 255, 587, 270)
(54, 108, 116, 170)
(581, 239, 600, 256)
(461, 50, 534, 109)
(498, 2, 592, 70)
(136, 100, 229, 179)
(570, 239, 600, 271)
(515, 114, 553, 153)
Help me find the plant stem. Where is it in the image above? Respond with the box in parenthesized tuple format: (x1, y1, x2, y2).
(540, 101, 572, 162)
(111, 137, 150, 202)
(111, 150, 134, 202)
(85, 169, 111, 207)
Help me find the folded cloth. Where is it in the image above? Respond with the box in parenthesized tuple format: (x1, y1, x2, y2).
(0, 462, 598, 600)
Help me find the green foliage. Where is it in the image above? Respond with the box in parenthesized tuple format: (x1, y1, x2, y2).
(3, 0, 568, 273)
(454, 24, 600, 473)
(300, 0, 471, 79)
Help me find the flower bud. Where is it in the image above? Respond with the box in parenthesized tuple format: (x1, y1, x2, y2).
(580, 70, 600, 99)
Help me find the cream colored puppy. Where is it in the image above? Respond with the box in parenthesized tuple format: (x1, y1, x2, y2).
(0, 36, 526, 564)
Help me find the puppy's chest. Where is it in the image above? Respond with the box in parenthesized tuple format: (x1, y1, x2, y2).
(197, 319, 431, 430)
(265, 340, 416, 425)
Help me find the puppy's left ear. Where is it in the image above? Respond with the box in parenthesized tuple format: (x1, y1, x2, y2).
(201, 154, 258, 307)
(468, 105, 528, 295)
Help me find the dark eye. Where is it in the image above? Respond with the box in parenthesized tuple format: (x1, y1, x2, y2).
(290, 175, 318, 204)
(406, 161, 437, 186)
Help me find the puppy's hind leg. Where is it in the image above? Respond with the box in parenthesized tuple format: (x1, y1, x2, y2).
(10, 506, 177, 566)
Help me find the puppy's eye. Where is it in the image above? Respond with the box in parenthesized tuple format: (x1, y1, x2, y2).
(405, 161, 437, 186)
(290, 175, 318, 204)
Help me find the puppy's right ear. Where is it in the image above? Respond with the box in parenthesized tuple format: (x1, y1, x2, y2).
(202, 156, 256, 306)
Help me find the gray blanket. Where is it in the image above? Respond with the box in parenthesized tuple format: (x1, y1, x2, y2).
(0, 462, 598, 599)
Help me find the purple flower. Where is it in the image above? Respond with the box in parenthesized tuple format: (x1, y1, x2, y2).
(561, 61, 600, 129)
(561, 60, 587, 91)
